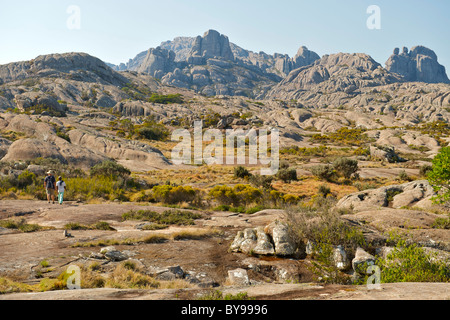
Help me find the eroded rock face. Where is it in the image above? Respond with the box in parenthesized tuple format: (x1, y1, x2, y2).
(230, 221, 295, 257)
(137, 47, 176, 79)
(190, 30, 234, 61)
(386, 46, 449, 84)
(336, 180, 436, 212)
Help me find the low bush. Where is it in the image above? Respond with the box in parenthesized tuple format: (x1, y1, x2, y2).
(376, 240, 449, 283)
(90, 161, 131, 178)
(209, 184, 262, 207)
(310, 165, 335, 182)
(152, 185, 200, 205)
(276, 168, 298, 183)
(122, 209, 202, 226)
(332, 158, 358, 179)
(234, 166, 251, 179)
(0, 219, 43, 233)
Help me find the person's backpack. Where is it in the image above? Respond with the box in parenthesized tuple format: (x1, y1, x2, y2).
(45, 176, 56, 189)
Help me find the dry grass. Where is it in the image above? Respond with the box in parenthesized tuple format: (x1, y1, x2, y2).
(172, 228, 222, 241)
(272, 178, 358, 199)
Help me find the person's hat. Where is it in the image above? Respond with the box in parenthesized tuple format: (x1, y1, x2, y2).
(47, 170, 54, 175)
(58, 176, 62, 180)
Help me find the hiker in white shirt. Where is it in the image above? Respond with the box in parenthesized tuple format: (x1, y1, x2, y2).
(56, 176, 67, 205)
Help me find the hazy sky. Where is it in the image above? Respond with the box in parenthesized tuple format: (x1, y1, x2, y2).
(0, 0, 449, 71)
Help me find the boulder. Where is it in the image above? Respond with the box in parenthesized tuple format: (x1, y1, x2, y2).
(26, 164, 46, 176)
(227, 268, 250, 286)
(266, 221, 296, 256)
(333, 245, 351, 271)
(370, 145, 405, 163)
(100, 247, 129, 262)
(253, 227, 275, 256)
(230, 222, 296, 257)
(352, 247, 376, 274)
(230, 231, 245, 253)
(154, 266, 185, 281)
(239, 228, 258, 255)
(336, 180, 436, 212)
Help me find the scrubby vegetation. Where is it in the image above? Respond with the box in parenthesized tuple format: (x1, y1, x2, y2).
(310, 127, 373, 146)
(121, 209, 202, 226)
(109, 116, 170, 141)
(427, 147, 450, 204)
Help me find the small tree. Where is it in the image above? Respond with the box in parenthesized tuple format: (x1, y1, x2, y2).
(428, 147, 450, 204)
(333, 157, 359, 179)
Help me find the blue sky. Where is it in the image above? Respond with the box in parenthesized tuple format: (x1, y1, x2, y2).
(0, 0, 449, 71)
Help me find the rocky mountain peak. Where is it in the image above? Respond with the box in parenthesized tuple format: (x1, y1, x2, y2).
(386, 46, 449, 83)
(189, 29, 234, 61)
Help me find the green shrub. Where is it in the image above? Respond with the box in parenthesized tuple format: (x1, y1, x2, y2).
(136, 126, 169, 141)
(376, 240, 449, 283)
(17, 170, 36, 189)
(276, 168, 298, 183)
(311, 127, 372, 146)
(198, 290, 254, 301)
(332, 158, 358, 179)
(152, 185, 199, 205)
(122, 209, 202, 226)
(427, 147, 450, 204)
(65, 176, 129, 201)
(234, 166, 251, 179)
(147, 93, 183, 104)
(0, 219, 42, 233)
(209, 184, 262, 207)
(419, 164, 433, 177)
(318, 184, 331, 197)
(310, 165, 335, 181)
(249, 174, 274, 190)
(432, 215, 450, 229)
(397, 170, 411, 181)
(90, 161, 131, 178)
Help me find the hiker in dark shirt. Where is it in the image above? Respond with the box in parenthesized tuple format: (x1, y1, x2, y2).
(44, 170, 57, 204)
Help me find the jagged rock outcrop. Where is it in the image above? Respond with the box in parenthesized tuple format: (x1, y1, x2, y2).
(189, 30, 234, 61)
(137, 47, 176, 79)
(386, 46, 449, 83)
(159, 37, 197, 62)
(274, 46, 320, 76)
